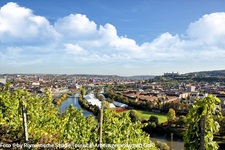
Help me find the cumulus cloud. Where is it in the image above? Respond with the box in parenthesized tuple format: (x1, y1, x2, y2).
(0, 2, 58, 44)
(54, 14, 97, 39)
(187, 13, 225, 46)
(99, 24, 139, 52)
(64, 43, 86, 55)
(141, 33, 182, 59)
(1, 2, 225, 74)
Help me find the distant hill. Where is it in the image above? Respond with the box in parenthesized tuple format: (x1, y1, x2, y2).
(128, 75, 155, 79)
(186, 70, 225, 77)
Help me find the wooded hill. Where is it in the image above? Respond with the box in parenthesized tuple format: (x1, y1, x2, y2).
(186, 70, 225, 77)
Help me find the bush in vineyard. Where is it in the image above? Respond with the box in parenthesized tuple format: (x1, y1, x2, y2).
(102, 110, 157, 150)
(184, 95, 221, 150)
(0, 86, 157, 150)
(0, 86, 97, 144)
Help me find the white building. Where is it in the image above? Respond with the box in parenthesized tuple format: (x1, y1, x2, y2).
(0, 78, 6, 84)
(84, 94, 116, 109)
(32, 82, 40, 86)
(113, 101, 128, 108)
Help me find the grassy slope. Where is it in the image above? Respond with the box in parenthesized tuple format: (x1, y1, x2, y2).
(115, 108, 168, 123)
(135, 110, 168, 123)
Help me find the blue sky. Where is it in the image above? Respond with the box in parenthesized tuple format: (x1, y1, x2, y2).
(1, 0, 225, 75)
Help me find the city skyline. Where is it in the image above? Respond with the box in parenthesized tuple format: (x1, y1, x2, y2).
(0, 1, 225, 75)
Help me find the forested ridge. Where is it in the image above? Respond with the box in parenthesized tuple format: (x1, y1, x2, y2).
(186, 70, 225, 77)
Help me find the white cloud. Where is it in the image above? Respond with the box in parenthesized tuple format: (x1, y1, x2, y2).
(187, 12, 225, 46)
(64, 43, 86, 55)
(98, 24, 139, 51)
(140, 33, 182, 59)
(0, 2, 58, 44)
(1, 2, 225, 75)
(54, 14, 97, 39)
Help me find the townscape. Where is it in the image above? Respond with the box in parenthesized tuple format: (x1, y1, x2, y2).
(1, 72, 225, 110)
(1, 71, 225, 149)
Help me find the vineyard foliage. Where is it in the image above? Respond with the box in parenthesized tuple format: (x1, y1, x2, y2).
(184, 95, 221, 150)
(0, 86, 157, 149)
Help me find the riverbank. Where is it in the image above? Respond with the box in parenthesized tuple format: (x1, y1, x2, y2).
(53, 93, 69, 106)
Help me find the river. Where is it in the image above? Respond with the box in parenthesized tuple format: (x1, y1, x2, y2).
(59, 95, 93, 116)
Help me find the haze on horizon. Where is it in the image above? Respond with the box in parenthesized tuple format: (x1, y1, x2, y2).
(0, 0, 225, 76)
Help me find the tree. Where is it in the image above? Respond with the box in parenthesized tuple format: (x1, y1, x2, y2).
(80, 88, 86, 97)
(102, 100, 110, 109)
(149, 115, 159, 126)
(123, 97, 129, 104)
(54, 93, 68, 106)
(146, 116, 158, 129)
(146, 101, 154, 110)
(129, 110, 140, 122)
(167, 108, 176, 125)
(78, 93, 83, 101)
(184, 95, 221, 150)
(99, 95, 105, 101)
(107, 97, 113, 103)
(177, 115, 187, 127)
(94, 87, 101, 98)
(218, 117, 225, 136)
